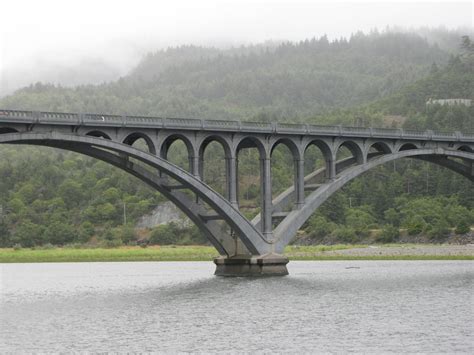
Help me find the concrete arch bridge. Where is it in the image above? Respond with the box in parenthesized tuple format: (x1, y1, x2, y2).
(1, 109, 473, 275)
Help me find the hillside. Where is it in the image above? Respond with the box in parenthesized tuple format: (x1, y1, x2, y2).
(0, 31, 449, 121)
(0, 30, 473, 248)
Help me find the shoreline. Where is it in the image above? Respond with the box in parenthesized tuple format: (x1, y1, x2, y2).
(0, 244, 473, 263)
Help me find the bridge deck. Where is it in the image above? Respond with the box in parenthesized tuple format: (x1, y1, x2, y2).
(1, 109, 473, 142)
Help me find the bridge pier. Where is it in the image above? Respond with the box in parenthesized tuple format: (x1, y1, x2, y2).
(214, 254, 289, 277)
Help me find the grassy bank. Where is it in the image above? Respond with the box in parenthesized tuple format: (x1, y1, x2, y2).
(0, 244, 472, 263)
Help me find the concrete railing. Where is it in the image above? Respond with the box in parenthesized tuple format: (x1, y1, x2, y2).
(0, 109, 473, 141)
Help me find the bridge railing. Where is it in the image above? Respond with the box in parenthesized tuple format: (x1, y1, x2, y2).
(240, 121, 272, 132)
(0, 109, 473, 142)
(308, 124, 339, 134)
(402, 129, 426, 137)
(40, 111, 80, 124)
(276, 122, 307, 133)
(126, 115, 163, 127)
(83, 114, 123, 126)
(371, 128, 401, 137)
(203, 119, 240, 131)
(164, 117, 202, 129)
(0, 109, 35, 122)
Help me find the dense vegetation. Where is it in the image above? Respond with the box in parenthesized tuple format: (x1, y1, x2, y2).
(0, 30, 472, 248)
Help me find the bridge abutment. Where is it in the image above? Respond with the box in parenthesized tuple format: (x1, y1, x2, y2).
(214, 253, 289, 277)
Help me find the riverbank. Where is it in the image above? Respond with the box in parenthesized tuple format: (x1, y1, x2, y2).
(0, 244, 473, 263)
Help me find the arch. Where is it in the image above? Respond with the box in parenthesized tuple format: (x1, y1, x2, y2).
(235, 136, 267, 157)
(270, 138, 300, 160)
(159, 134, 195, 173)
(270, 139, 298, 201)
(368, 141, 393, 154)
(198, 135, 232, 159)
(366, 141, 393, 162)
(36, 140, 236, 256)
(458, 145, 473, 153)
(273, 148, 474, 252)
(303, 139, 332, 161)
(0, 127, 18, 134)
(160, 134, 194, 160)
(122, 132, 156, 154)
(335, 140, 364, 164)
(398, 143, 418, 151)
(86, 130, 111, 140)
(0, 131, 271, 256)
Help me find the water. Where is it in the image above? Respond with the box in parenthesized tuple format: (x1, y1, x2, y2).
(1, 261, 473, 353)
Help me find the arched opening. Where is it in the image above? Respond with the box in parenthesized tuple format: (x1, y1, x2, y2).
(199, 137, 229, 196)
(160, 135, 194, 173)
(236, 137, 266, 218)
(458, 145, 473, 153)
(86, 131, 111, 140)
(367, 142, 392, 161)
(399, 143, 418, 151)
(304, 140, 332, 185)
(335, 141, 364, 174)
(270, 140, 299, 199)
(122, 132, 156, 154)
(0, 127, 19, 134)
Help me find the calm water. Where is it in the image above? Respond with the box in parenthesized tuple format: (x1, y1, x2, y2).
(1, 261, 473, 353)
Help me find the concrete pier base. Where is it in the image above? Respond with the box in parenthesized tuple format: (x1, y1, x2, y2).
(214, 253, 289, 277)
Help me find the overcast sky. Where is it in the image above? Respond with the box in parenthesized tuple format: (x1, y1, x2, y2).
(0, 0, 472, 94)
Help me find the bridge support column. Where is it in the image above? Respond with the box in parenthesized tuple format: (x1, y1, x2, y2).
(214, 254, 289, 276)
(226, 156, 238, 207)
(190, 155, 201, 179)
(295, 158, 305, 208)
(260, 156, 273, 239)
(327, 157, 336, 181)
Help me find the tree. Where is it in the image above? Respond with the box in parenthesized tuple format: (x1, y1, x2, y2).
(455, 220, 471, 235)
(377, 224, 399, 243)
(43, 221, 75, 245)
(149, 223, 178, 245)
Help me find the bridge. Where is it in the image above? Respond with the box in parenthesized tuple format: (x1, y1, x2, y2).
(1, 109, 473, 276)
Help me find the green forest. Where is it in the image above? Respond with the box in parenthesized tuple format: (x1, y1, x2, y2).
(0, 30, 473, 248)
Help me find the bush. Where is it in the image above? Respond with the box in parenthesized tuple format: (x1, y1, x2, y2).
(306, 215, 334, 239)
(405, 216, 426, 236)
(455, 220, 471, 235)
(331, 227, 358, 244)
(149, 223, 178, 245)
(377, 224, 399, 243)
(428, 220, 451, 241)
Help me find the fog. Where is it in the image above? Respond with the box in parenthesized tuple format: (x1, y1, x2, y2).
(0, 0, 472, 96)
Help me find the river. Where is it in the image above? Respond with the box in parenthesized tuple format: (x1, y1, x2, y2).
(1, 261, 473, 353)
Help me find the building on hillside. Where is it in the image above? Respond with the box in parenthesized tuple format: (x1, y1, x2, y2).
(426, 98, 472, 106)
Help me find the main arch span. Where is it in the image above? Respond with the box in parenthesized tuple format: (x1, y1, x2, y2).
(1, 109, 473, 276)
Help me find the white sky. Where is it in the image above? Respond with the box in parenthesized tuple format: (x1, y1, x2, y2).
(0, 0, 472, 91)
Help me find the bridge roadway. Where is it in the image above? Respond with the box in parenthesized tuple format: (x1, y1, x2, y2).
(1, 109, 473, 276)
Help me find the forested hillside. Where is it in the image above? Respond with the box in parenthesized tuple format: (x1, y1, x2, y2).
(0, 30, 472, 248)
(1, 31, 450, 120)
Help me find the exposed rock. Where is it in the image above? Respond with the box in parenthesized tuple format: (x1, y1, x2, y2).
(135, 202, 190, 229)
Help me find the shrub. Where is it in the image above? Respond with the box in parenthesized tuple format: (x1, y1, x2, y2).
(331, 227, 358, 244)
(149, 223, 177, 245)
(405, 216, 426, 236)
(377, 224, 399, 243)
(306, 215, 334, 239)
(455, 220, 471, 235)
(428, 220, 451, 241)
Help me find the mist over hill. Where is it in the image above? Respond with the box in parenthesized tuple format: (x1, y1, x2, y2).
(0, 30, 461, 121)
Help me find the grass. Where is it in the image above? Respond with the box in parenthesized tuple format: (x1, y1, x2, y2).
(0, 244, 472, 263)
